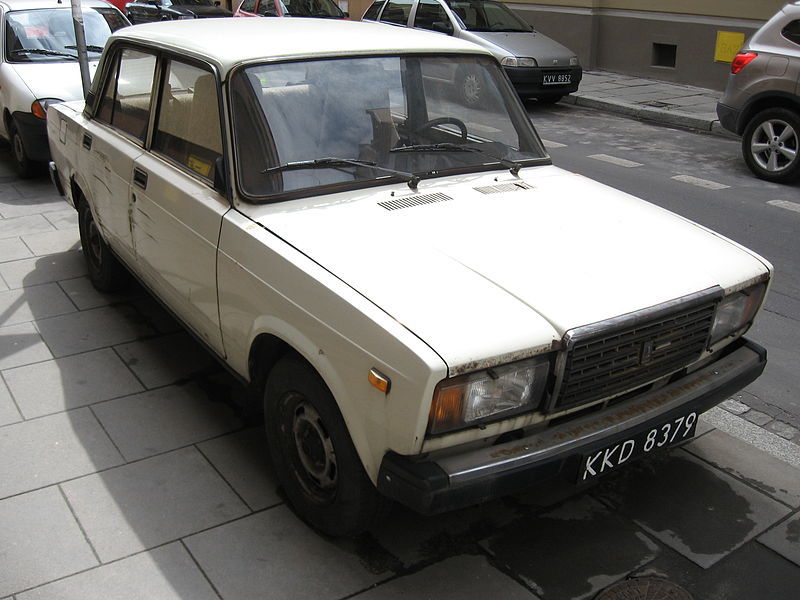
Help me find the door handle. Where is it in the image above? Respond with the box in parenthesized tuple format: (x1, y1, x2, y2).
(82, 134, 92, 150)
(133, 168, 148, 190)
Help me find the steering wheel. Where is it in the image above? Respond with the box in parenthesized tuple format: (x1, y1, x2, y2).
(411, 117, 468, 142)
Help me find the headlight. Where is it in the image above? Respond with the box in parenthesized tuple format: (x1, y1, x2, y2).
(31, 98, 63, 120)
(570, 57, 579, 66)
(428, 356, 551, 435)
(709, 283, 767, 345)
(501, 57, 537, 68)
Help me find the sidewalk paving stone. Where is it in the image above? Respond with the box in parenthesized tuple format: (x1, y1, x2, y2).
(592, 450, 791, 568)
(61, 446, 249, 563)
(758, 512, 800, 567)
(0, 283, 76, 328)
(0, 322, 53, 370)
(0, 408, 123, 499)
(197, 426, 281, 511)
(684, 428, 800, 507)
(15, 543, 219, 600)
(0, 377, 21, 426)
(114, 331, 217, 389)
(0, 214, 54, 240)
(0, 198, 71, 219)
(0, 237, 32, 263)
(351, 554, 538, 599)
(184, 505, 391, 600)
(0, 487, 98, 597)
(34, 304, 157, 357)
(2, 348, 144, 419)
(0, 250, 86, 289)
(57, 276, 142, 311)
(92, 382, 242, 461)
(20, 228, 80, 256)
(481, 495, 661, 600)
(42, 208, 78, 230)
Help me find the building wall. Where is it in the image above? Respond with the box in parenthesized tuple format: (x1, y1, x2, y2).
(508, 1, 789, 90)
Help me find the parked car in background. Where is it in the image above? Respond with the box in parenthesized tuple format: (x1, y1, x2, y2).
(717, 1, 800, 183)
(233, 0, 345, 18)
(125, 0, 231, 24)
(361, 0, 581, 104)
(49, 18, 770, 537)
(0, 0, 127, 177)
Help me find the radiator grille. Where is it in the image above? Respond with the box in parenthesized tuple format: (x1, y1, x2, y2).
(552, 289, 721, 411)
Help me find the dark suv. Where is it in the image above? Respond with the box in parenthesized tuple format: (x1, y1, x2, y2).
(717, 2, 800, 184)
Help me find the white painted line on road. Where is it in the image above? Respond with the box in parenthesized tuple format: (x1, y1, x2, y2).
(768, 199, 800, 213)
(588, 154, 642, 168)
(672, 175, 729, 190)
(541, 139, 567, 149)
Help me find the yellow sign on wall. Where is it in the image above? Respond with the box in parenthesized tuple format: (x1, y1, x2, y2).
(714, 31, 746, 63)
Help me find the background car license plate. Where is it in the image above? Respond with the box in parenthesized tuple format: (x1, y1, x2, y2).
(578, 411, 698, 482)
(544, 73, 571, 85)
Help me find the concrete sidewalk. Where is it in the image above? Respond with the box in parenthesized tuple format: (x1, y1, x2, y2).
(1, 75, 799, 599)
(564, 70, 725, 134)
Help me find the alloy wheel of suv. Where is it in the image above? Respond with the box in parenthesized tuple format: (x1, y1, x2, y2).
(742, 108, 800, 183)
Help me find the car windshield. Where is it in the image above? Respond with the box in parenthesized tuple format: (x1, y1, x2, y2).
(445, 0, 532, 33)
(230, 54, 547, 201)
(162, 0, 217, 7)
(5, 7, 127, 63)
(282, 0, 343, 18)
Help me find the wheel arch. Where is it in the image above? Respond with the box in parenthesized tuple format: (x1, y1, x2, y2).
(247, 326, 383, 481)
(738, 92, 800, 133)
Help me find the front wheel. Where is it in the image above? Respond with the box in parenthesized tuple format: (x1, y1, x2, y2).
(9, 121, 38, 178)
(78, 200, 128, 292)
(264, 354, 386, 536)
(741, 107, 800, 183)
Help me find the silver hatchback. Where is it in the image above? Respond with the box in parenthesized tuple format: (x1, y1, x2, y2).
(716, 1, 800, 183)
(361, 0, 581, 104)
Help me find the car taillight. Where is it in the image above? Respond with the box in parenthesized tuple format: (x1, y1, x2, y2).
(731, 52, 757, 74)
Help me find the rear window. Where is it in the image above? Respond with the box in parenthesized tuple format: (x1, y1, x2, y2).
(782, 19, 800, 45)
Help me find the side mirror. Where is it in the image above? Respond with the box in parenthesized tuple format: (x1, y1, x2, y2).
(431, 20, 453, 35)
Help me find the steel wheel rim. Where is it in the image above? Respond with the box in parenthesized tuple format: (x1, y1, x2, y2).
(12, 133, 25, 163)
(750, 118, 798, 173)
(463, 73, 481, 105)
(86, 217, 104, 270)
(288, 396, 337, 501)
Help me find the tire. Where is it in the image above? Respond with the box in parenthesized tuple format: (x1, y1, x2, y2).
(9, 121, 38, 179)
(264, 354, 386, 536)
(741, 107, 800, 184)
(77, 200, 128, 292)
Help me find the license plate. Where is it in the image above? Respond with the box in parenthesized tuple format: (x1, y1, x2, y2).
(543, 73, 571, 85)
(578, 411, 698, 482)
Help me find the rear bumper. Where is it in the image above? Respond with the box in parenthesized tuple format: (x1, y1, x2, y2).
(504, 65, 582, 98)
(377, 338, 766, 514)
(716, 102, 742, 134)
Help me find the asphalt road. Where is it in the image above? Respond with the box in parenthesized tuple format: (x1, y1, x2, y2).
(525, 100, 800, 429)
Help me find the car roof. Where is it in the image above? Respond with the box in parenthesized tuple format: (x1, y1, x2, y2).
(109, 18, 492, 76)
(0, 0, 113, 10)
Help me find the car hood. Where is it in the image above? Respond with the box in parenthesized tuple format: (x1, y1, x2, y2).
(244, 166, 770, 374)
(10, 60, 99, 101)
(461, 30, 576, 65)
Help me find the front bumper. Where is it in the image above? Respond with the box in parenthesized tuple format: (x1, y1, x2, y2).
(377, 338, 766, 515)
(504, 65, 582, 98)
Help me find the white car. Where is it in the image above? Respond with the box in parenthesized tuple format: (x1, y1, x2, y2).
(47, 18, 771, 537)
(0, 0, 127, 176)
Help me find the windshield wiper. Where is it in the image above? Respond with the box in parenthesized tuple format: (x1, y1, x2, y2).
(391, 143, 522, 175)
(11, 48, 78, 59)
(65, 44, 105, 53)
(262, 157, 422, 189)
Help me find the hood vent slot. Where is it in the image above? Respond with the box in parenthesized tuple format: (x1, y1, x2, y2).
(378, 193, 452, 211)
(474, 182, 532, 194)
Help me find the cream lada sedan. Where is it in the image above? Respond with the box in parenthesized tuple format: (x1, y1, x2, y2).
(47, 18, 771, 537)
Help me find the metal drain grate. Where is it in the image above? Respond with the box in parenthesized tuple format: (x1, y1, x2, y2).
(595, 577, 693, 600)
